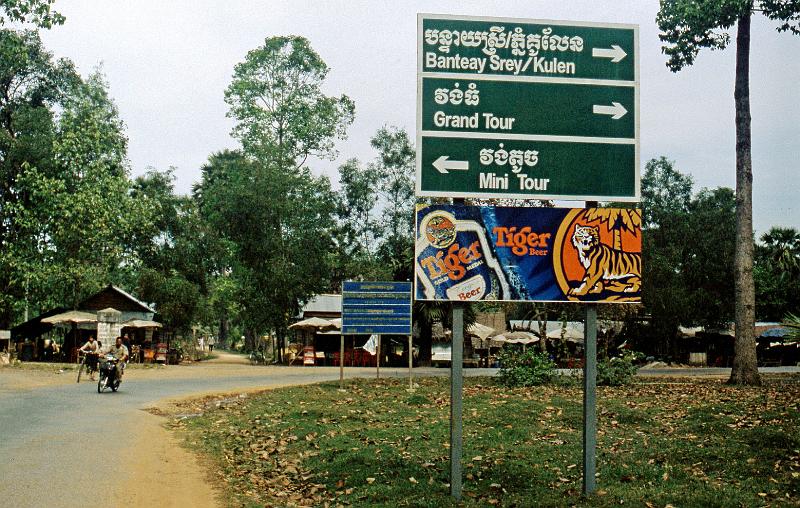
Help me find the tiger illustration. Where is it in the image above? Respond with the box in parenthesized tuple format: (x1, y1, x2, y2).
(569, 224, 641, 297)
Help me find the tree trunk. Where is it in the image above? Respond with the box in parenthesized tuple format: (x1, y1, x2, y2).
(418, 322, 433, 367)
(729, 12, 761, 386)
(537, 311, 548, 354)
(244, 328, 257, 352)
(218, 314, 228, 348)
(276, 329, 284, 363)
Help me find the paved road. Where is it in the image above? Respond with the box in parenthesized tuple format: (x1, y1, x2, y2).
(1, 354, 795, 507)
(0, 353, 495, 508)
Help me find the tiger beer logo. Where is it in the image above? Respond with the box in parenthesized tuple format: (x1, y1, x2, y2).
(424, 213, 457, 248)
(419, 211, 485, 283)
(419, 240, 483, 282)
(552, 209, 642, 303)
(492, 226, 551, 256)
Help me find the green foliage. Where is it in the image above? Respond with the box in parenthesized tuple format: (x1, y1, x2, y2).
(178, 376, 800, 507)
(657, 0, 750, 71)
(0, 28, 79, 325)
(639, 157, 737, 353)
(329, 157, 386, 289)
(224, 35, 354, 164)
(657, 1, 799, 71)
(597, 350, 642, 386)
(782, 313, 800, 340)
(0, 0, 64, 28)
(657, 0, 799, 387)
(758, 227, 800, 278)
(137, 268, 200, 333)
(26, 70, 148, 307)
(497, 348, 556, 387)
(370, 126, 415, 281)
(206, 36, 353, 347)
(196, 150, 337, 345)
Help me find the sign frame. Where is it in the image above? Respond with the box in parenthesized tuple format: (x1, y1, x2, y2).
(416, 13, 640, 202)
(341, 281, 413, 335)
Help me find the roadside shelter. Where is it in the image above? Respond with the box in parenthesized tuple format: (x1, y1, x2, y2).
(10, 285, 158, 362)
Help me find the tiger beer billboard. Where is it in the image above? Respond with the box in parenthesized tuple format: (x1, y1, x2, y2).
(415, 204, 641, 303)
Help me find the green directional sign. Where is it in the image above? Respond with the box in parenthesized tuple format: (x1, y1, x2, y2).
(422, 77, 635, 139)
(416, 14, 640, 202)
(421, 136, 635, 199)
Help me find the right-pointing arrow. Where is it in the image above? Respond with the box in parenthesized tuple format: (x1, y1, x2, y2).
(433, 155, 469, 174)
(593, 102, 628, 120)
(592, 45, 627, 63)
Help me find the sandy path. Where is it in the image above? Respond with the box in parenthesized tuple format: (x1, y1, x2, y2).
(119, 351, 254, 508)
(118, 410, 220, 508)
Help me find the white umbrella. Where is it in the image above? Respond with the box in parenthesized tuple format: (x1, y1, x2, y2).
(546, 324, 584, 342)
(288, 317, 337, 332)
(492, 331, 540, 346)
(121, 319, 163, 328)
(41, 311, 97, 325)
(466, 322, 496, 340)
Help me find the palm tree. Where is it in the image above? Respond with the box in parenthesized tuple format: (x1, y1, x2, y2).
(759, 227, 800, 278)
(783, 313, 800, 341)
(583, 209, 641, 250)
(414, 301, 476, 366)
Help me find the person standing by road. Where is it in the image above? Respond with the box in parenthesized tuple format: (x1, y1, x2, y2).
(208, 336, 215, 353)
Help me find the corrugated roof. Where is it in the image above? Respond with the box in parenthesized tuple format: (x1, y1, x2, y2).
(300, 294, 341, 316)
(109, 285, 156, 313)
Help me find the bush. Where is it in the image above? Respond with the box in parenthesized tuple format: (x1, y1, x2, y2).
(596, 350, 642, 386)
(498, 348, 556, 387)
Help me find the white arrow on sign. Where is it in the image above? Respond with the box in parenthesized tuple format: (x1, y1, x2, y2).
(592, 45, 627, 63)
(433, 155, 469, 174)
(592, 102, 628, 120)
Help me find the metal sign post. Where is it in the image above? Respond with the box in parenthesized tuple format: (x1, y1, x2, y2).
(450, 302, 464, 500)
(339, 334, 345, 390)
(408, 335, 414, 390)
(583, 304, 597, 494)
(376, 335, 381, 379)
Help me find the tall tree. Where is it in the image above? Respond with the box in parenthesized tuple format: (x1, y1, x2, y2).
(637, 157, 737, 358)
(21, 70, 149, 308)
(329, 157, 385, 289)
(0, 28, 77, 326)
(639, 157, 694, 356)
(754, 227, 800, 321)
(370, 126, 415, 281)
(657, 0, 800, 385)
(224, 35, 354, 166)
(216, 36, 354, 352)
(196, 150, 337, 353)
(0, 0, 64, 28)
(130, 168, 224, 338)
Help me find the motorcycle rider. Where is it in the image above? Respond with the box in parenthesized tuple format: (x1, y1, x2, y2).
(78, 335, 100, 380)
(109, 336, 129, 381)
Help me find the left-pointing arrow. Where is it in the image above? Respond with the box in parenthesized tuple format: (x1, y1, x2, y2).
(592, 102, 628, 120)
(433, 156, 469, 174)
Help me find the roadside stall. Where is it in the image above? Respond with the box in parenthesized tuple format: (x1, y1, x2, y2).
(287, 317, 338, 365)
(41, 311, 99, 362)
(121, 319, 162, 363)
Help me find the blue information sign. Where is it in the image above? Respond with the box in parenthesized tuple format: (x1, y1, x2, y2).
(342, 281, 413, 335)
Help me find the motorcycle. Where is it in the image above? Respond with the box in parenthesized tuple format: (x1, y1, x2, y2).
(97, 354, 122, 393)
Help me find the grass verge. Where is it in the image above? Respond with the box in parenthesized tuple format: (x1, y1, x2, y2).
(168, 375, 800, 507)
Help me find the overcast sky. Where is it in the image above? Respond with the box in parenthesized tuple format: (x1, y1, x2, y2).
(38, 1, 799, 235)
